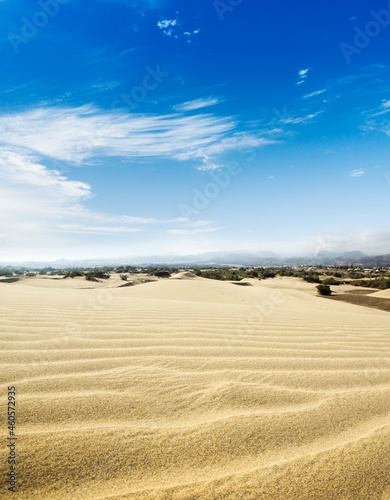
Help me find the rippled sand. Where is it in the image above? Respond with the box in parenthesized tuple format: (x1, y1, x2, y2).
(1, 275, 390, 499)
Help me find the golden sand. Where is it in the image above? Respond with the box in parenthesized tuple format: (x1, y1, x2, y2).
(1, 275, 390, 499)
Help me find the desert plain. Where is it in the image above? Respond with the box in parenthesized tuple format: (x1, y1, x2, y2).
(1, 273, 390, 499)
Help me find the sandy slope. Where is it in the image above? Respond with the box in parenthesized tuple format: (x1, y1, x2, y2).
(371, 289, 390, 299)
(1, 276, 390, 499)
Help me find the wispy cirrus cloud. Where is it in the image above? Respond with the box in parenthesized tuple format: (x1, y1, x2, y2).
(303, 89, 327, 99)
(167, 227, 220, 235)
(57, 224, 143, 235)
(333, 64, 387, 87)
(0, 104, 274, 164)
(175, 96, 223, 112)
(367, 99, 390, 118)
(301, 65, 387, 103)
(277, 110, 324, 126)
(0, 102, 276, 258)
(123, 216, 188, 224)
(362, 99, 390, 138)
(297, 68, 310, 85)
(349, 170, 365, 177)
(91, 80, 123, 93)
(197, 156, 224, 171)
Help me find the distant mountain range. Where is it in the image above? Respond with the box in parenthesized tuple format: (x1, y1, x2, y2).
(1, 251, 390, 269)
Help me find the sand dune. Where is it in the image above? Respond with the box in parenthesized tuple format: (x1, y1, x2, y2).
(170, 271, 198, 279)
(1, 276, 390, 499)
(371, 289, 390, 299)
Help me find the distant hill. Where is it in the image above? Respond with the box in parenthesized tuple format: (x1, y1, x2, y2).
(1, 251, 390, 269)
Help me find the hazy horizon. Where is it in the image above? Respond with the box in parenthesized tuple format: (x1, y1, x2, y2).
(0, 246, 388, 267)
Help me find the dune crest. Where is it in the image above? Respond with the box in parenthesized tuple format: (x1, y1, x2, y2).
(170, 271, 198, 279)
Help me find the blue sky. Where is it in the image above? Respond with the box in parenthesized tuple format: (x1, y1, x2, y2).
(1, 0, 390, 261)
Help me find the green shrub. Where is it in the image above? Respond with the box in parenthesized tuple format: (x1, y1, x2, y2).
(245, 270, 258, 278)
(322, 278, 341, 286)
(260, 271, 276, 279)
(151, 270, 172, 278)
(347, 271, 365, 279)
(316, 284, 332, 295)
(303, 274, 321, 283)
(0, 270, 13, 277)
(85, 270, 110, 281)
(350, 278, 390, 290)
(63, 271, 84, 279)
(279, 269, 294, 276)
(198, 270, 242, 281)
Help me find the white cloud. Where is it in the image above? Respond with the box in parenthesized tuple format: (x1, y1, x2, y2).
(362, 99, 390, 138)
(167, 227, 220, 235)
(334, 65, 386, 87)
(367, 99, 390, 118)
(157, 19, 177, 29)
(123, 216, 189, 224)
(57, 224, 143, 235)
(157, 17, 200, 39)
(277, 110, 324, 126)
(91, 80, 122, 92)
(0, 103, 281, 260)
(175, 96, 222, 112)
(0, 146, 220, 259)
(297, 68, 310, 85)
(186, 220, 213, 227)
(197, 156, 224, 171)
(184, 29, 200, 36)
(303, 89, 327, 99)
(183, 28, 201, 42)
(186, 131, 277, 159)
(0, 104, 275, 164)
(0, 148, 90, 200)
(157, 19, 178, 36)
(349, 170, 365, 177)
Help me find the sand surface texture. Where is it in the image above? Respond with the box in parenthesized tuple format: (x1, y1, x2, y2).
(1, 276, 390, 499)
